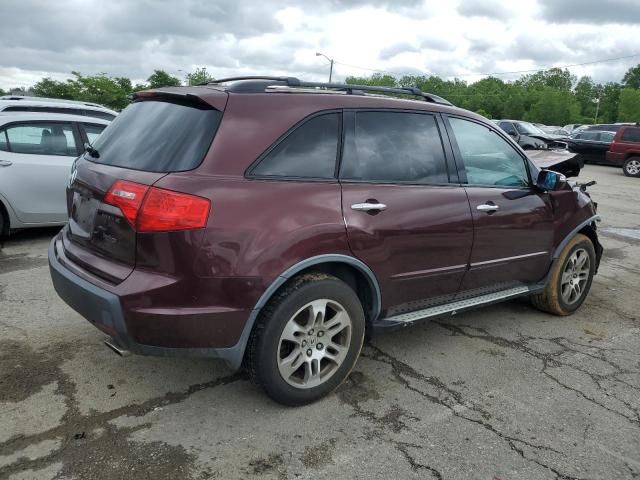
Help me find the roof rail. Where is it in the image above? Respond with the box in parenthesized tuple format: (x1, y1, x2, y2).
(207, 76, 453, 106)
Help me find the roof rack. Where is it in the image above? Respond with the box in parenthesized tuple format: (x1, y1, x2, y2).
(208, 76, 453, 106)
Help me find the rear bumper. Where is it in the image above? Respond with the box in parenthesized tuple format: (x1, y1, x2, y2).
(48, 236, 252, 370)
(605, 151, 625, 166)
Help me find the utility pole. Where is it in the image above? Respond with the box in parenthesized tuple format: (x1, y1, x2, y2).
(316, 52, 334, 83)
(594, 97, 601, 124)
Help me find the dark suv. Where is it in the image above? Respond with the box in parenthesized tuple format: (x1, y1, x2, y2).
(49, 77, 603, 405)
(606, 124, 640, 177)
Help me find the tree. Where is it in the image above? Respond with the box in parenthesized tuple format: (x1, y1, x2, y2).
(525, 87, 580, 125)
(622, 64, 640, 89)
(617, 88, 640, 122)
(186, 67, 214, 86)
(518, 68, 575, 91)
(146, 70, 181, 89)
(32, 72, 132, 110)
(0, 87, 6, 96)
(574, 76, 598, 121)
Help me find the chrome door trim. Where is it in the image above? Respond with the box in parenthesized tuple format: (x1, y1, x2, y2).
(470, 251, 549, 268)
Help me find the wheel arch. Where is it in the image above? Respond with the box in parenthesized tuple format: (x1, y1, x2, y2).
(226, 254, 381, 371)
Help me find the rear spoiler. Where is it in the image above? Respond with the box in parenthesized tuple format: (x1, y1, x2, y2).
(130, 87, 228, 111)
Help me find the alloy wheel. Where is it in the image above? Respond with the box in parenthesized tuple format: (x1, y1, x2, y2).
(560, 248, 591, 305)
(277, 299, 352, 389)
(625, 159, 640, 176)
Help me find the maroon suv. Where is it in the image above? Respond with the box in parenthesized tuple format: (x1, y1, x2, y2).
(49, 77, 603, 405)
(606, 124, 640, 177)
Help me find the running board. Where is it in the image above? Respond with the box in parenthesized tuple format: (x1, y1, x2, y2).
(374, 285, 531, 330)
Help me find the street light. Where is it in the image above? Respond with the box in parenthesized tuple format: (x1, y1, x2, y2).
(316, 52, 334, 83)
(593, 97, 601, 124)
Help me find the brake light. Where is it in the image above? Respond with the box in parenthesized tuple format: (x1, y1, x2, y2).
(103, 180, 148, 225)
(610, 140, 617, 153)
(104, 180, 210, 232)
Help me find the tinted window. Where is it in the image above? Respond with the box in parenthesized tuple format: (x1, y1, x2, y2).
(82, 123, 106, 144)
(621, 127, 640, 142)
(499, 122, 517, 135)
(252, 113, 339, 178)
(340, 111, 448, 184)
(4, 122, 77, 156)
(449, 117, 529, 187)
(90, 99, 221, 172)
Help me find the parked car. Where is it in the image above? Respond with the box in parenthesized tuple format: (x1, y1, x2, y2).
(565, 130, 616, 165)
(49, 78, 602, 406)
(580, 123, 633, 133)
(495, 120, 568, 149)
(0, 112, 110, 235)
(0, 96, 117, 121)
(606, 124, 640, 177)
(563, 124, 584, 134)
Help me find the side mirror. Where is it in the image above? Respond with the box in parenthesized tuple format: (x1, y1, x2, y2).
(537, 169, 567, 191)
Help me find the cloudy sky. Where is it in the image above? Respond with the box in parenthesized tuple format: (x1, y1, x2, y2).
(1, 0, 639, 90)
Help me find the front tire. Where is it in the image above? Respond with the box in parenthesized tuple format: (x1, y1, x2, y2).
(246, 273, 365, 406)
(623, 157, 640, 177)
(531, 233, 595, 316)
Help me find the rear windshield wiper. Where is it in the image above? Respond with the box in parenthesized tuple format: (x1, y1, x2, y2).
(84, 142, 100, 158)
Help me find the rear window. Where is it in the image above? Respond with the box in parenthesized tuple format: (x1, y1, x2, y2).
(88, 99, 222, 172)
(621, 127, 640, 142)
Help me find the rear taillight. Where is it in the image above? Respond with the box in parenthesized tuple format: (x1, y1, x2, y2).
(104, 180, 210, 232)
(103, 180, 148, 225)
(610, 140, 617, 152)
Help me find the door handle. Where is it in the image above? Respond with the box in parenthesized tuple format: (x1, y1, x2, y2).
(351, 202, 387, 212)
(0, 160, 12, 167)
(476, 203, 499, 212)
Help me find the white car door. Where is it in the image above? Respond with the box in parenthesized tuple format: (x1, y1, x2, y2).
(0, 121, 79, 225)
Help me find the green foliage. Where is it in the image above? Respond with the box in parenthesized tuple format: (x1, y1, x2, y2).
(32, 72, 132, 110)
(622, 65, 640, 89)
(146, 70, 181, 89)
(185, 68, 214, 86)
(0, 87, 6, 96)
(617, 88, 640, 122)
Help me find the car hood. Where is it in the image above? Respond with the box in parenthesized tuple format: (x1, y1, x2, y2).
(526, 150, 581, 178)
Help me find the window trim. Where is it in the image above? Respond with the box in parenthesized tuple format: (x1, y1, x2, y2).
(0, 120, 83, 157)
(337, 108, 458, 187)
(443, 114, 535, 190)
(245, 109, 343, 182)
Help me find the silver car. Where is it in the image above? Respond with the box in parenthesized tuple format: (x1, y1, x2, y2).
(0, 112, 110, 234)
(0, 95, 117, 121)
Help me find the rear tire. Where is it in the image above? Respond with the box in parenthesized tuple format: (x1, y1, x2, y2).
(0, 204, 8, 239)
(531, 233, 595, 316)
(623, 157, 640, 177)
(246, 273, 365, 406)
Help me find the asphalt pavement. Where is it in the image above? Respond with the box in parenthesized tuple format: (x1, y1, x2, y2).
(1, 164, 639, 479)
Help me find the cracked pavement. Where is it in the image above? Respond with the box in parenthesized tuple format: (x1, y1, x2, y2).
(1, 164, 639, 479)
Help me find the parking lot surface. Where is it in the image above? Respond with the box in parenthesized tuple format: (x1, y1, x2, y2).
(1, 164, 639, 480)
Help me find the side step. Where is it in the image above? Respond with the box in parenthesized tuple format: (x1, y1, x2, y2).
(375, 285, 531, 330)
(104, 338, 131, 357)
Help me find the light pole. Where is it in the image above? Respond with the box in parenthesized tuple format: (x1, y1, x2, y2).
(316, 52, 334, 83)
(593, 97, 601, 124)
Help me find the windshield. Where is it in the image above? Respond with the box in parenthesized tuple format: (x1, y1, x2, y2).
(89, 99, 222, 172)
(515, 122, 546, 136)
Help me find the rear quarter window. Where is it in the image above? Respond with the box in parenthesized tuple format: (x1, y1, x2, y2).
(89, 99, 222, 172)
(621, 128, 640, 142)
(250, 113, 340, 179)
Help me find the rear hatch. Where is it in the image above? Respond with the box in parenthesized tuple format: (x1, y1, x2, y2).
(63, 90, 226, 284)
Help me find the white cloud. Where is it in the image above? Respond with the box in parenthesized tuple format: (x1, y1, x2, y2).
(0, 0, 639, 90)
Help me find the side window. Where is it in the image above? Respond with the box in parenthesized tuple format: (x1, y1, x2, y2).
(621, 128, 640, 142)
(340, 111, 449, 184)
(499, 122, 517, 136)
(449, 117, 529, 188)
(82, 123, 106, 144)
(251, 113, 339, 178)
(0, 130, 8, 152)
(4, 123, 77, 156)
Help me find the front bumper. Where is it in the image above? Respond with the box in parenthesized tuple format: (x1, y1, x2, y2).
(48, 237, 251, 370)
